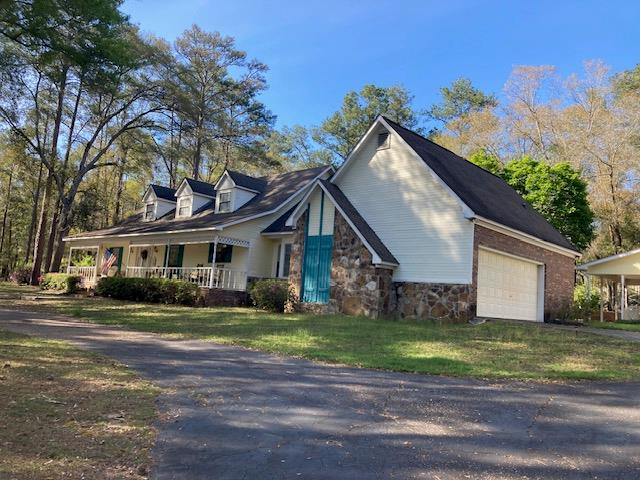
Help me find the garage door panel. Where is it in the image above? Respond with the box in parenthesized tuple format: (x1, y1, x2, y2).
(477, 249, 540, 322)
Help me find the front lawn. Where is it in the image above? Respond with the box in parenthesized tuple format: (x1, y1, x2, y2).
(587, 320, 640, 332)
(2, 285, 639, 381)
(0, 328, 159, 479)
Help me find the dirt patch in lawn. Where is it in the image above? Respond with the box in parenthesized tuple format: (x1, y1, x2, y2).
(0, 329, 160, 479)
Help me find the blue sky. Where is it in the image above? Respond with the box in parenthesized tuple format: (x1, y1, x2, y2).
(123, 0, 640, 129)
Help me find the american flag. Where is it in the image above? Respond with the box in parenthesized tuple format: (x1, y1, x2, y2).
(101, 249, 118, 275)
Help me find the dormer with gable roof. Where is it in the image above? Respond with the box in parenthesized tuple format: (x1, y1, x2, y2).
(142, 184, 177, 222)
(174, 178, 217, 219)
(214, 170, 267, 213)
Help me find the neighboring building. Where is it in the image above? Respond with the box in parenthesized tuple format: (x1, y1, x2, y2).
(285, 116, 579, 322)
(64, 165, 334, 304)
(64, 116, 579, 322)
(578, 249, 640, 322)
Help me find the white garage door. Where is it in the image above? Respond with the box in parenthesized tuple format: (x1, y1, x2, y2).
(477, 248, 541, 322)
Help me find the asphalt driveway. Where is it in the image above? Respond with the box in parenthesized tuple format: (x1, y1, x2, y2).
(1, 309, 639, 480)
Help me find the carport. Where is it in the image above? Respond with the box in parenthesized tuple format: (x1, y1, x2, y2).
(578, 248, 640, 321)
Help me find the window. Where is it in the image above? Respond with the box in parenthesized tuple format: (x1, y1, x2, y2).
(283, 243, 292, 277)
(144, 203, 155, 220)
(377, 131, 390, 150)
(177, 197, 191, 217)
(218, 192, 231, 213)
(208, 243, 233, 263)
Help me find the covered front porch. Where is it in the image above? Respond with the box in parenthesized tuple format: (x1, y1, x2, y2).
(579, 248, 640, 322)
(66, 235, 251, 291)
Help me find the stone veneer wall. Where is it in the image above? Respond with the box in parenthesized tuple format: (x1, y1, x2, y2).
(287, 210, 393, 318)
(389, 283, 472, 322)
(472, 225, 576, 320)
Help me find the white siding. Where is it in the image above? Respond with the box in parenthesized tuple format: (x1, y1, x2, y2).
(156, 198, 176, 219)
(335, 127, 474, 284)
(306, 189, 335, 236)
(234, 188, 257, 209)
(192, 193, 212, 212)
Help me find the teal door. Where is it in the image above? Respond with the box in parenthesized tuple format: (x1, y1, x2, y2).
(165, 245, 184, 268)
(301, 192, 333, 303)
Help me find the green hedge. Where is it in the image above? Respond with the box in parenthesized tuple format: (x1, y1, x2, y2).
(40, 273, 81, 293)
(249, 279, 291, 312)
(96, 277, 201, 306)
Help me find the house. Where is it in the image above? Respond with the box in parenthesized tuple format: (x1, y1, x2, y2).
(285, 116, 580, 321)
(578, 249, 640, 321)
(64, 165, 334, 304)
(64, 116, 579, 321)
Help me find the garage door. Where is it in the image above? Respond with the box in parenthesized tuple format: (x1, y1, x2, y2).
(477, 249, 540, 321)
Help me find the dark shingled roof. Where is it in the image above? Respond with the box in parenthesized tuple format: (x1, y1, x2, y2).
(320, 180, 399, 265)
(382, 116, 577, 252)
(227, 170, 267, 192)
(67, 165, 331, 239)
(262, 206, 296, 234)
(185, 178, 216, 197)
(150, 184, 176, 202)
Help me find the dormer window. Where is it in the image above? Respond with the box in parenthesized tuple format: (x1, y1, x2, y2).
(218, 192, 231, 213)
(177, 196, 192, 217)
(144, 203, 155, 221)
(377, 131, 390, 150)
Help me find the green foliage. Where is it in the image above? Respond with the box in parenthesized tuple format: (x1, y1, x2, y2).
(40, 273, 81, 293)
(96, 277, 200, 306)
(468, 153, 594, 249)
(265, 125, 333, 170)
(427, 78, 498, 123)
(249, 278, 291, 312)
(468, 150, 503, 175)
(574, 283, 600, 312)
(71, 253, 95, 267)
(504, 157, 594, 250)
(314, 84, 422, 161)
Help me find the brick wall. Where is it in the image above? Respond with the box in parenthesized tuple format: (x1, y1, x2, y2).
(472, 225, 576, 320)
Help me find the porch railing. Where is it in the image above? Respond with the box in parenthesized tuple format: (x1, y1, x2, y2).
(125, 266, 247, 291)
(67, 266, 97, 287)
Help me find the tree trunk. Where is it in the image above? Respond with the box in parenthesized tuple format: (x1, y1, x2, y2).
(0, 166, 14, 256)
(43, 195, 61, 272)
(113, 151, 127, 224)
(30, 65, 68, 283)
(49, 197, 73, 273)
(30, 172, 53, 284)
(25, 161, 44, 263)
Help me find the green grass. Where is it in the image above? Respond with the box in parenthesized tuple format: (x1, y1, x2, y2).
(0, 281, 39, 296)
(2, 282, 639, 381)
(586, 320, 640, 332)
(0, 328, 159, 479)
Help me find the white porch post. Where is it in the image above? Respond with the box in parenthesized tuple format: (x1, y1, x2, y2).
(209, 236, 218, 288)
(620, 274, 626, 321)
(164, 242, 170, 278)
(599, 278, 604, 323)
(585, 274, 591, 322)
(94, 245, 102, 281)
(67, 247, 74, 273)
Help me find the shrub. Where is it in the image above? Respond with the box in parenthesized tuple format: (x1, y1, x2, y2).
(9, 267, 32, 285)
(249, 279, 291, 312)
(96, 277, 200, 306)
(40, 273, 82, 293)
(573, 283, 601, 320)
(40, 273, 81, 293)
